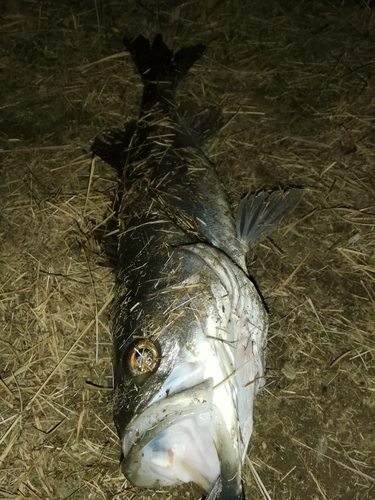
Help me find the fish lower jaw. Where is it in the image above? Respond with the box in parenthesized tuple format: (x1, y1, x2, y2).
(122, 411, 221, 491)
(129, 412, 220, 491)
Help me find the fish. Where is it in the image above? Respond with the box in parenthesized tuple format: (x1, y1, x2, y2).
(92, 34, 301, 500)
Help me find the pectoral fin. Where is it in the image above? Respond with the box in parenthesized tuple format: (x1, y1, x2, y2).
(236, 188, 302, 248)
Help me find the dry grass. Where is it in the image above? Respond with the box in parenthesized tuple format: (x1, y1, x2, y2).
(1, 0, 375, 499)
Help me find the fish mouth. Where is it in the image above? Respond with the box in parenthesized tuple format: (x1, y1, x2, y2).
(121, 378, 242, 497)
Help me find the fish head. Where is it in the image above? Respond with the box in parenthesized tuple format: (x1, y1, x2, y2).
(112, 303, 226, 494)
(112, 245, 267, 499)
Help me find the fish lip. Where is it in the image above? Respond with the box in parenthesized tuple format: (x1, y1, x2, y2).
(121, 377, 214, 482)
(208, 405, 243, 499)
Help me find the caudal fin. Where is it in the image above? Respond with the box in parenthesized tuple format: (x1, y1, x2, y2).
(123, 34, 205, 84)
(91, 35, 207, 170)
(236, 189, 302, 248)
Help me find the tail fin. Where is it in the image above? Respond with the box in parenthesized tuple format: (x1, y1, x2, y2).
(91, 36, 207, 170)
(123, 34, 205, 84)
(236, 189, 302, 248)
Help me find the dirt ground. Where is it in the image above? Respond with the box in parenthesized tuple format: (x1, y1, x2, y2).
(1, 0, 375, 499)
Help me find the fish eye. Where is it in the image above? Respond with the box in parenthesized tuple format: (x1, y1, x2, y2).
(126, 339, 160, 377)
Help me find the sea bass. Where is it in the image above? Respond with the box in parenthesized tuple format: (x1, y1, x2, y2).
(92, 34, 300, 500)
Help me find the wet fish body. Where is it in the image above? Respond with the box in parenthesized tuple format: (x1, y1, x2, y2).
(92, 34, 300, 499)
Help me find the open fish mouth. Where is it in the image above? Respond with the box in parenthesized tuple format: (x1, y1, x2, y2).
(121, 378, 242, 496)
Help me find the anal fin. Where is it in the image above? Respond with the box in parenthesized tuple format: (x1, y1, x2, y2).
(175, 105, 222, 148)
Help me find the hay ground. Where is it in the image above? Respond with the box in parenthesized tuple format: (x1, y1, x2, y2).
(1, 0, 375, 499)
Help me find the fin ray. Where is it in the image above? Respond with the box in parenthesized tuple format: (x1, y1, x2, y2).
(236, 189, 302, 248)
